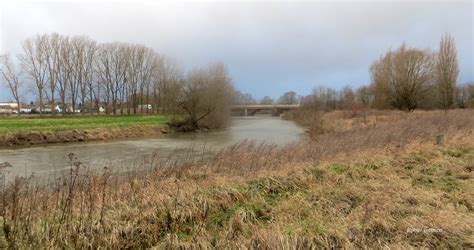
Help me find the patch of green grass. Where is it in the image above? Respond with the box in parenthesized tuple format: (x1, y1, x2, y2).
(355, 160, 384, 170)
(412, 175, 460, 192)
(244, 177, 305, 204)
(412, 175, 435, 188)
(444, 147, 472, 158)
(300, 220, 326, 235)
(206, 178, 302, 230)
(0, 115, 168, 134)
(206, 201, 272, 229)
(442, 194, 473, 211)
(328, 164, 348, 174)
(308, 166, 327, 180)
(438, 177, 460, 192)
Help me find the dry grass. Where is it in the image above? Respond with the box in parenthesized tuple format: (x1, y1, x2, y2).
(0, 109, 473, 248)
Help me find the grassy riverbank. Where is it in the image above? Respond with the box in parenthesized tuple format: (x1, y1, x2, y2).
(0, 115, 168, 134)
(0, 110, 473, 248)
(0, 115, 169, 147)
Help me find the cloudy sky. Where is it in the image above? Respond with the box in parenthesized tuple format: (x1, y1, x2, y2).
(0, 0, 473, 101)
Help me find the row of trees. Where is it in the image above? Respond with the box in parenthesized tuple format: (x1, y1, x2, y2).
(236, 79, 473, 112)
(234, 86, 374, 110)
(370, 34, 463, 112)
(299, 81, 473, 113)
(233, 91, 299, 105)
(1, 33, 472, 124)
(300, 34, 473, 112)
(0, 33, 234, 128)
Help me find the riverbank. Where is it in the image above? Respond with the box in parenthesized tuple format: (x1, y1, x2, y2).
(0, 110, 473, 248)
(0, 115, 169, 147)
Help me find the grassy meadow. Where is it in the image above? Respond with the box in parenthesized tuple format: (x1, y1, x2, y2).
(0, 115, 169, 134)
(0, 109, 473, 248)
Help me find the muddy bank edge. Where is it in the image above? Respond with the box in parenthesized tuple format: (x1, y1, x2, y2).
(0, 124, 171, 148)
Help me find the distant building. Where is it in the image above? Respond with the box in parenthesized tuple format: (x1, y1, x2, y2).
(20, 107, 32, 113)
(31, 104, 62, 114)
(0, 102, 18, 114)
(0, 102, 19, 108)
(138, 104, 153, 110)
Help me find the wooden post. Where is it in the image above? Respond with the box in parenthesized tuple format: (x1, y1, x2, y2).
(436, 134, 445, 145)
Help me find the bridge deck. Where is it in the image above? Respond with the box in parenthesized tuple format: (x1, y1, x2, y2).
(231, 104, 300, 109)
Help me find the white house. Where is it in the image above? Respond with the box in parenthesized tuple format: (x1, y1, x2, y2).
(20, 107, 32, 113)
(0, 102, 18, 109)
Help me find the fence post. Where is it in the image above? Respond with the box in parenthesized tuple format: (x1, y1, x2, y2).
(436, 134, 445, 145)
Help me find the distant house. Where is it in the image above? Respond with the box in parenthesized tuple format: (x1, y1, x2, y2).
(32, 104, 62, 114)
(0, 106, 15, 114)
(20, 107, 32, 113)
(138, 104, 153, 110)
(0, 102, 18, 114)
(0, 102, 18, 109)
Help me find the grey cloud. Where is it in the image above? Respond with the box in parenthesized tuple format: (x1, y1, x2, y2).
(0, 1, 472, 100)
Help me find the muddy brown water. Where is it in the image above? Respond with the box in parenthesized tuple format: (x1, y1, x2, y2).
(0, 116, 304, 182)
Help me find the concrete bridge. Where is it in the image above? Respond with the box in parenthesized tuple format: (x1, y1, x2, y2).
(231, 104, 300, 116)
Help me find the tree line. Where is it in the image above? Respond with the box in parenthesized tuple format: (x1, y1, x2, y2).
(234, 91, 299, 106)
(1, 33, 473, 123)
(298, 34, 473, 112)
(0, 33, 234, 129)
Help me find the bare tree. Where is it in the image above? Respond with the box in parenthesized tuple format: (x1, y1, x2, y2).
(113, 43, 129, 115)
(20, 35, 49, 114)
(370, 52, 393, 109)
(260, 96, 274, 105)
(178, 63, 234, 130)
(153, 55, 183, 114)
(278, 91, 298, 105)
(0, 53, 23, 114)
(81, 38, 97, 114)
(44, 33, 61, 115)
(139, 48, 156, 114)
(95, 43, 129, 115)
(308, 86, 338, 111)
(95, 44, 112, 114)
(341, 85, 355, 109)
(126, 45, 139, 114)
(434, 34, 459, 113)
(371, 44, 433, 111)
(70, 36, 87, 114)
(233, 91, 256, 105)
(57, 35, 73, 115)
(126, 45, 155, 114)
(356, 85, 373, 106)
(455, 83, 473, 108)
(470, 85, 474, 108)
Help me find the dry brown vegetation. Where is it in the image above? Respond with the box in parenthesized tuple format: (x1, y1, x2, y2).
(0, 109, 473, 248)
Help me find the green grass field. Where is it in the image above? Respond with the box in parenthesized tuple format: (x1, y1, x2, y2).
(0, 115, 169, 134)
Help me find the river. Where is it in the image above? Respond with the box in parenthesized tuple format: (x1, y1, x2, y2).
(0, 116, 304, 181)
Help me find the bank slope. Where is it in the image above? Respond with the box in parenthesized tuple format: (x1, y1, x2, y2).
(0, 115, 169, 147)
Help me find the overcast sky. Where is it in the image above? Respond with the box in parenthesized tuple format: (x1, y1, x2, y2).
(0, 1, 473, 101)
